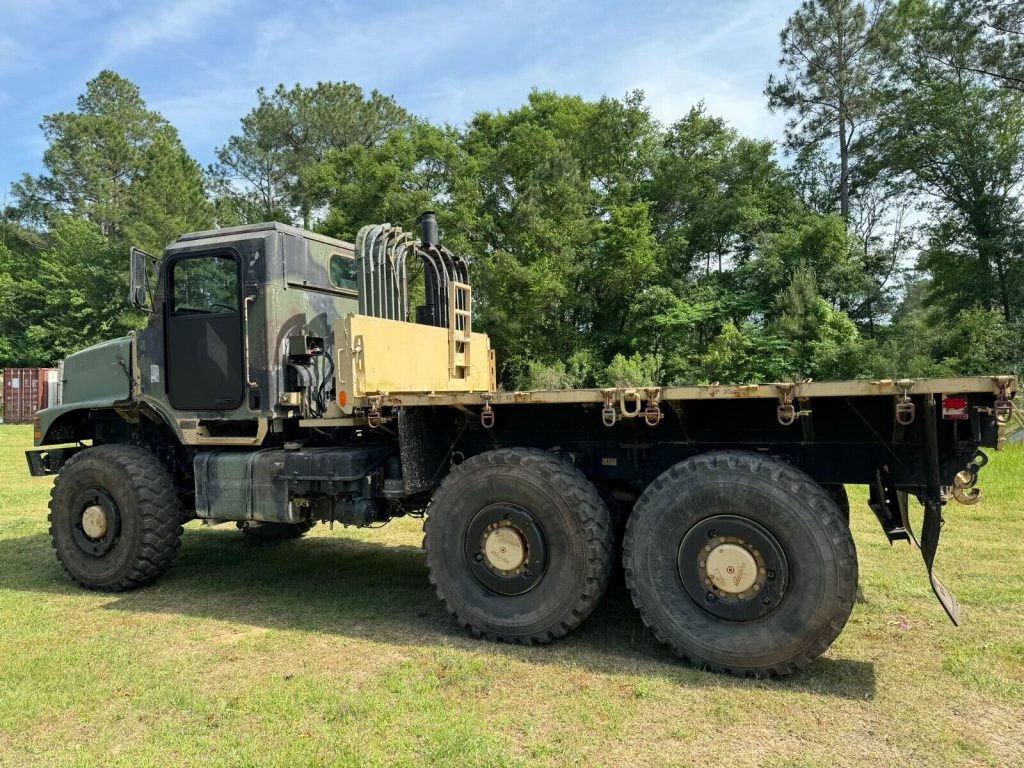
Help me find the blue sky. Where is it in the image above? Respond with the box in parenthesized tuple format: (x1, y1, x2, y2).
(0, 0, 797, 199)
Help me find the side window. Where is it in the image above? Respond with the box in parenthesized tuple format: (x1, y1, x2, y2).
(329, 253, 358, 293)
(172, 255, 239, 315)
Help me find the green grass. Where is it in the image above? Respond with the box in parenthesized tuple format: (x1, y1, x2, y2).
(1, 425, 1023, 767)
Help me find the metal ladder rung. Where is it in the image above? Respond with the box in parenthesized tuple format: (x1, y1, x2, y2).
(449, 281, 472, 377)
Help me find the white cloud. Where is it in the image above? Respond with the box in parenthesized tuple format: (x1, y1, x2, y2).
(100, 0, 239, 62)
(1, 0, 802, 194)
(602, 0, 793, 139)
(0, 31, 40, 78)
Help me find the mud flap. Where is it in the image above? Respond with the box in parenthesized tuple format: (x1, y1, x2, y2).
(914, 396, 961, 625)
(902, 492, 960, 625)
(920, 499, 960, 625)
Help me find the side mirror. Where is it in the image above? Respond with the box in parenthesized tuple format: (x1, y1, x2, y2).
(130, 247, 155, 312)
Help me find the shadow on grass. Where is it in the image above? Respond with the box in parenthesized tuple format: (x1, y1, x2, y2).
(0, 526, 875, 700)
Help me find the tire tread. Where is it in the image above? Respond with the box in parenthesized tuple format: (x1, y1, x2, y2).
(48, 444, 183, 592)
(623, 450, 857, 677)
(424, 448, 613, 645)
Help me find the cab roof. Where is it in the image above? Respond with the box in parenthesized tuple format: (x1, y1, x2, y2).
(174, 222, 351, 250)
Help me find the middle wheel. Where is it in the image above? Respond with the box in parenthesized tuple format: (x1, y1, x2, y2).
(424, 448, 614, 644)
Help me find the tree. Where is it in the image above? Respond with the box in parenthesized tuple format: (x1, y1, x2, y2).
(873, 1, 1024, 321)
(650, 105, 801, 279)
(3, 218, 129, 366)
(209, 82, 414, 227)
(0, 223, 52, 366)
(747, 213, 878, 319)
(766, 0, 892, 217)
(453, 90, 661, 379)
(699, 322, 792, 384)
(312, 123, 462, 242)
(11, 70, 210, 247)
(0, 244, 18, 365)
(902, 0, 1024, 91)
(868, 279, 1024, 377)
(124, 134, 214, 254)
(599, 352, 662, 388)
(772, 263, 868, 379)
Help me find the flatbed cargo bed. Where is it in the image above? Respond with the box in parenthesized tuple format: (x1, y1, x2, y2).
(339, 375, 1013, 407)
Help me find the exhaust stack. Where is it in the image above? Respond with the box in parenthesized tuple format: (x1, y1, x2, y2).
(418, 211, 438, 246)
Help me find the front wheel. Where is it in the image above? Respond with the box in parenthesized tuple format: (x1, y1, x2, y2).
(624, 451, 858, 677)
(48, 444, 183, 591)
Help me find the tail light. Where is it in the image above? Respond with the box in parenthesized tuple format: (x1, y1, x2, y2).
(942, 397, 969, 420)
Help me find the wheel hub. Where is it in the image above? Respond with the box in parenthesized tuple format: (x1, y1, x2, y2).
(483, 525, 527, 573)
(678, 515, 788, 621)
(71, 488, 121, 557)
(81, 506, 108, 539)
(464, 503, 548, 595)
(704, 542, 758, 595)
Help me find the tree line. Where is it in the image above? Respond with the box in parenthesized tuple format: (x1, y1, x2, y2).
(1, 0, 1021, 387)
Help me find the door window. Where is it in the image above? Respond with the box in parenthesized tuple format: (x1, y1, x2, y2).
(172, 255, 239, 315)
(329, 253, 358, 292)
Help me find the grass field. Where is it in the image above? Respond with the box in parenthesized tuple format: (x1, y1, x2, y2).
(1, 424, 1022, 767)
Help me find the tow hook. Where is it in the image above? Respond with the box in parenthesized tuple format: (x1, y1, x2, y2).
(950, 451, 987, 506)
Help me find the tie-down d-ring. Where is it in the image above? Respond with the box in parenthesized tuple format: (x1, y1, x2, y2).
(620, 389, 643, 418)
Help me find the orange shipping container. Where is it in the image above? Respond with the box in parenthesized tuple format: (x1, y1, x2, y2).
(2, 368, 58, 424)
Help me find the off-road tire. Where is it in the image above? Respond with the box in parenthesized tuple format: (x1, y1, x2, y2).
(624, 450, 858, 677)
(424, 448, 614, 644)
(238, 520, 315, 542)
(823, 484, 851, 523)
(49, 444, 183, 591)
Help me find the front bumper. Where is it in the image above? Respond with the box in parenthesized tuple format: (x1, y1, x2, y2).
(25, 447, 83, 477)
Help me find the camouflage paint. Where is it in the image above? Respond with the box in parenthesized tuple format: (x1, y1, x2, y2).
(36, 223, 359, 447)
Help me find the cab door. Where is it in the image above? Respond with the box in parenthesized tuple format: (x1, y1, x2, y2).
(164, 251, 245, 411)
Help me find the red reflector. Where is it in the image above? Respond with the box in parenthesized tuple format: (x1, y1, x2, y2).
(942, 397, 969, 420)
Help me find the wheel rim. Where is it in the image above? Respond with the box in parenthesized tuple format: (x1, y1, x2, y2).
(464, 503, 548, 595)
(677, 514, 788, 621)
(70, 487, 122, 557)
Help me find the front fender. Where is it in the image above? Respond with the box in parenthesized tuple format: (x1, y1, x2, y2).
(36, 335, 134, 446)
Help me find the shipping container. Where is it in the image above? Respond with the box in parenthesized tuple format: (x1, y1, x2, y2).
(2, 368, 58, 424)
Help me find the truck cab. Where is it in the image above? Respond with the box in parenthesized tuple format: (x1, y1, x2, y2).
(35, 222, 359, 450)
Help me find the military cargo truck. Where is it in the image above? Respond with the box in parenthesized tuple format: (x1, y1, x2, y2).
(26, 212, 1017, 677)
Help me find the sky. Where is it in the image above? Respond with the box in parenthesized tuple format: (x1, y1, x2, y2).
(0, 0, 798, 200)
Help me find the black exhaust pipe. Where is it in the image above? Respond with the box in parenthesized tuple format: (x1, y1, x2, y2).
(418, 211, 438, 246)
(416, 211, 440, 326)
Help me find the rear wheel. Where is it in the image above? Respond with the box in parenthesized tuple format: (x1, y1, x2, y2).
(823, 484, 851, 522)
(48, 444, 183, 591)
(424, 448, 614, 643)
(624, 451, 857, 677)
